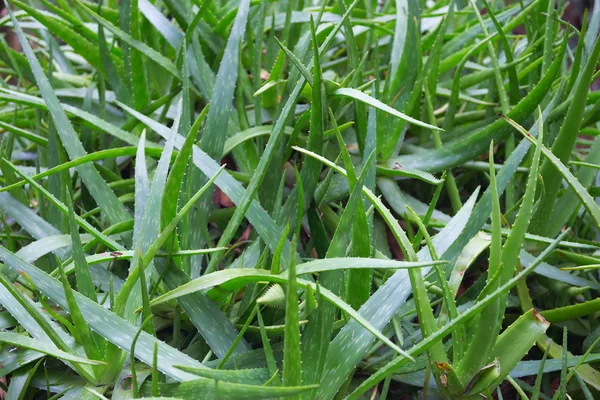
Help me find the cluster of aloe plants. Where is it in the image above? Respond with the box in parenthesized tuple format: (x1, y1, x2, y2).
(0, 0, 600, 397)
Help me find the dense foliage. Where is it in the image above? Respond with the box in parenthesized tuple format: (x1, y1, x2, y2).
(0, 0, 599, 398)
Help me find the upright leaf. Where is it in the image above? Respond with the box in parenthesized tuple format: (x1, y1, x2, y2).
(5, 4, 130, 227)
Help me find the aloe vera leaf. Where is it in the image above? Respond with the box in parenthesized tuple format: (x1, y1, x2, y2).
(0, 332, 103, 366)
(457, 114, 544, 385)
(531, 33, 600, 234)
(466, 309, 550, 394)
(387, 35, 566, 173)
(503, 115, 600, 231)
(195, 0, 251, 266)
(278, 17, 325, 228)
(5, 5, 131, 227)
(346, 230, 568, 399)
(115, 102, 298, 269)
(141, 379, 317, 398)
(283, 234, 301, 395)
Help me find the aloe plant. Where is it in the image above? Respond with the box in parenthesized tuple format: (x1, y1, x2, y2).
(0, 0, 599, 398)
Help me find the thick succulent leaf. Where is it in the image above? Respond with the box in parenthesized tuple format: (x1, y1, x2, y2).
(142, 379, 317, 398)
(504, 115, 600, 230)
(346, 230, 569, 398)
(467, 310, 550, 394)
(531, 29, 600, 233)
(0, 332, 103, 365)
(174, 366, 270, 385)
(114, 103, 297, 269)
(387, 35, 566, 172)
(315, 191, 480, 399)
(0, 247, 207, 381)
(5, 6, 131, 227)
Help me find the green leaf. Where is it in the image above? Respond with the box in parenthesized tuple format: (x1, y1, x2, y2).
(480, 0, 521, 104)
(0, 146, 160, 196)
(76, 0, 180, 81)
(138, 0, 182, 49)
(279, 17, 325, 226)
(115, 103, 297, 270)
(160, 104, 208, 249)
(461, 112, 544, 384)
(146, 268, 416, 360)
(0, 332, 104, 366)
(133, 131, 150, 247)
(283, 234, 302, 393)
(5, 5, 131, 227)
(312, 188, 479, 399)
(2, 0, 596, 396)
(10, 0, 114, 76)
(159, 259, 253, 359)
(0, 121, 48, 146)
(466, 0, 509, 115)
(0, 89, 142, 146)
(503, 114, 600, 231)
(293, 146, 416, 260)
(378, 0, 423, 160)
(531, 31, 600, 234)
(0, 270, 96, 382)
(197, 0, 251, 205)
(202, 0, 371, 268)
(375, 165, 442, 185)
(142, 259, 439, 296)
(540, 298, 600, 323)
(5, 360, 42, 400)
(116, 101, 181, 322)
(142, 379, 317, 398)
(275, 38, 312, 85)
(346, 230, 569, 399)
(404, 217, 450, 392)
(56, 239, 103, 374)
(257, 306, 280, 385)
(66, 191, 96, 303)
(174, 366, 270, 385)
(332, 88, 442, 132)
(130, 162, 250, 359)
(3, 161, 125, 251)
(0, 193, 60, 243)
(0, 247, 207, 381)
(454, 141, 503, 383)
(467, 310, 550, 394)
(388, 34, 567, 173)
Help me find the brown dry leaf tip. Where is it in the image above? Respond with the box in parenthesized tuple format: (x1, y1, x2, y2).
(346, 143, 358, 152)
(440, 374, 448, 387)
(235, 225, 252, 245)
(368, 387, 378, 400)
(216, 187, 235, 208)
(260, 69, 270, 80)
(532, 309, 549, 324)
